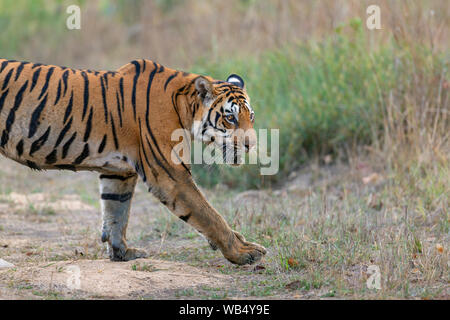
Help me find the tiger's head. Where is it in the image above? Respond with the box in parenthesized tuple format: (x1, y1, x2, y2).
(191, 74, 256, 166)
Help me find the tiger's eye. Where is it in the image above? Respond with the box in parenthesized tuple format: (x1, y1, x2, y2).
(227, 115, 234, 121)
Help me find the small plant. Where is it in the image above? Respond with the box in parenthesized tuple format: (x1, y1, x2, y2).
(131, 262, 158, 272)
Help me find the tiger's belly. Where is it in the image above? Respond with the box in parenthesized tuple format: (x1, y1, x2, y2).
(0, 116, 133, 174)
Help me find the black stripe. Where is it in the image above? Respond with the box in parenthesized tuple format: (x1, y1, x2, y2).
(115, 92, 123, 127)
(45, 149, 58, 164)
(1, 69, 13, 90)
(144, 63, 175, 180)
(103, 73, 109, 88)
(0, 89, 9, 113)
(62, 132, 77, 159)
(55, 164, 76, 171)
(83, 107, 94, 142)
(119, 77, 125, 112)
(0, 60, 9, 74)
(62, 70, 69, 96)
(101, 192, 132, 203)
(172, 90, 188, 130)
(38, 67, 54, 100)
(171, 93, 191, 176)
(179, 212, 191, 222)
(26, 160, 41, 171)
(29, 126, 51, 156)
(1, 80, 28, 147)
(164, 71, 179, 91)
(145, 135, 175, 181)
(138, 146, 149, 183)
(63, 91, 73, 124)
(81, 71, 89, 120)
(14, 62, 26, 81)
(100, 76, 108, 123)
(16, 139, 24, 157)
(217, 83, 234, 89)
(54, 117, 73, 148)
(131, 60, 141, 120)
(110, 112, 119, 149)
(134, 157, 145, 182)
(214, 112, 220, 126)
(73, 143, 89, 164)
(98, 134, 107, 153)
(140, 121, 173, 182)
(137, 119, 157, 182)
(30, 67, 42, 92)
(99, 174, 134, 181)
(136, 148, 147, 183)
(28, 94, 48, 138)
(54, 79, 62, 105)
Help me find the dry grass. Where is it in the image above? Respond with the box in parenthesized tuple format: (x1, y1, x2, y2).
(6, 0, 448, 69)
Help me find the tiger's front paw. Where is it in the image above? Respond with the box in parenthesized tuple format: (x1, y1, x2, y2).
(223, 231, 267, 265)
(109, 245, 148, 262)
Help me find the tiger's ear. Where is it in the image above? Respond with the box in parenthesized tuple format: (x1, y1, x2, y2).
(195, 76, 215, 105)
(227, 74, 245, 89)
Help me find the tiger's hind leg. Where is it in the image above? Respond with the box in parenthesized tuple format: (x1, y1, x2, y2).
(99, 173, 148, 261)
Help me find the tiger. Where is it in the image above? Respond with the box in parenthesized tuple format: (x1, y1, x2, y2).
(0, 58, 266, 265)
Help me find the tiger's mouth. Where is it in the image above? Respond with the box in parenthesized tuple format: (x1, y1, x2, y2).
(204, 133, 244, 166)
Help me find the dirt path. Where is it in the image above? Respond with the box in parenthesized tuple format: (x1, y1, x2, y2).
(0, 189, 236, 299)
(0, 159, 238, 299)
(0, 258, 232, 299)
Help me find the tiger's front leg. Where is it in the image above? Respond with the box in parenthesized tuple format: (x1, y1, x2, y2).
(99, 173, 148, 261)
(152, 178, 267, 265)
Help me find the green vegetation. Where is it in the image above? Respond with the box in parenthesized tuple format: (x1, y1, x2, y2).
(0, 0, 70, 59)
(192, 21, 448, 188)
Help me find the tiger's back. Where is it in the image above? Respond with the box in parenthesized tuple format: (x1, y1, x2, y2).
(0, 59, 139, 173)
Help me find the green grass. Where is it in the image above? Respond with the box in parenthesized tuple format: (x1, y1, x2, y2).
(0, 0, 70, 59)
(131, 262, 159, 272)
